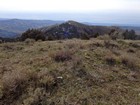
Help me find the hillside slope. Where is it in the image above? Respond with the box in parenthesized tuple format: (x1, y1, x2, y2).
(0, 19, 63, 38)
(0, 38, 140, 105)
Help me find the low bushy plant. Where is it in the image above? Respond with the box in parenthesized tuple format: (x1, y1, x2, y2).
(52, 50, 73, 62)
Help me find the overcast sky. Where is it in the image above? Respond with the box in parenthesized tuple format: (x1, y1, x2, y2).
(0, 0, 140, 25)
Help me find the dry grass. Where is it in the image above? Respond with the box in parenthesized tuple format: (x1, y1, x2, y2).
(0, 38, 140, 105)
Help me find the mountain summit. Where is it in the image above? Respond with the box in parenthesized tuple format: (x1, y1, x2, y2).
(41, 21, 118, 40)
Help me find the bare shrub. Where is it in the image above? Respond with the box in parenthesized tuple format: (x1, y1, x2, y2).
(127, 48, 135, 53)
(0, 81, 3, 99)
(37, 39, 43, 42)
(97, 35, 111, 40)
(24, 38, 35, 44)
(57, 40, 63, 43)
(40, 75, 56, 89)
(52, 50, 73, 62)
(129, 42, 140, 48)
(37, 70, 58, 93)
(2, 44, 14, 51)
(66, 43, 75, 49)
(2, 44, 24, 51)
(104, 40, 119, 49)
(105, 54, 118, 65)
(1, 69, 30, 101)
(120, 55, 140, 71)
(22, 88, 45, 105)
(72, 56, 81, 66)
(111, 49, 121, 56)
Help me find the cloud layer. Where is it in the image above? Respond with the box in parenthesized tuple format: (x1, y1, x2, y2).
(0, 0, 139, 13)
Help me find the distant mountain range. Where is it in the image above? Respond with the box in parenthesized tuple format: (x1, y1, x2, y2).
(0, 19, 63, 38)
(86, 22, 140, 35)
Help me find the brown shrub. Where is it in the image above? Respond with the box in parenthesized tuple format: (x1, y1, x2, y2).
(52, 50, 73, 62)
(89, 42, 103, 48)
(129, 42, 140, 48)
(0, 81, 3, 99)
(2, 70, 29, 91)
(120, 55, 140, 71)
(2, 44, 14, 51)
(127, 48, 135, 53)
(104, 40, 119, 49)
(97, 35, 111, 40)
(72, 56, 81, 66)
(2, 44, 24, 52)
(0, 69, 31, 104)
(57, 40, 63, 43)
(105, 54, 118, 65)
(66, 43, 76, 49)
(22, 88, 45, 105)
(111, 49, 121, 56)
(24, 38, 35, 44)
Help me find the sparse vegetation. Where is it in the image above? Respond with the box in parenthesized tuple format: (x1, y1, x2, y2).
(0, 38, 140, 105)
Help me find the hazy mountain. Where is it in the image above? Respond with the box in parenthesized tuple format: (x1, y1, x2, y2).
(120, 26, 140, 35)
(0, 18, 9, 20)
(40, 20, 120, 40)
(0, 19, 63, 38)
(0, 29, 17, 38)
(84, 22, 140, 35)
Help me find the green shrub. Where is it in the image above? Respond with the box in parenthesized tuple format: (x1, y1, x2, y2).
(21, 29, 45, 41)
